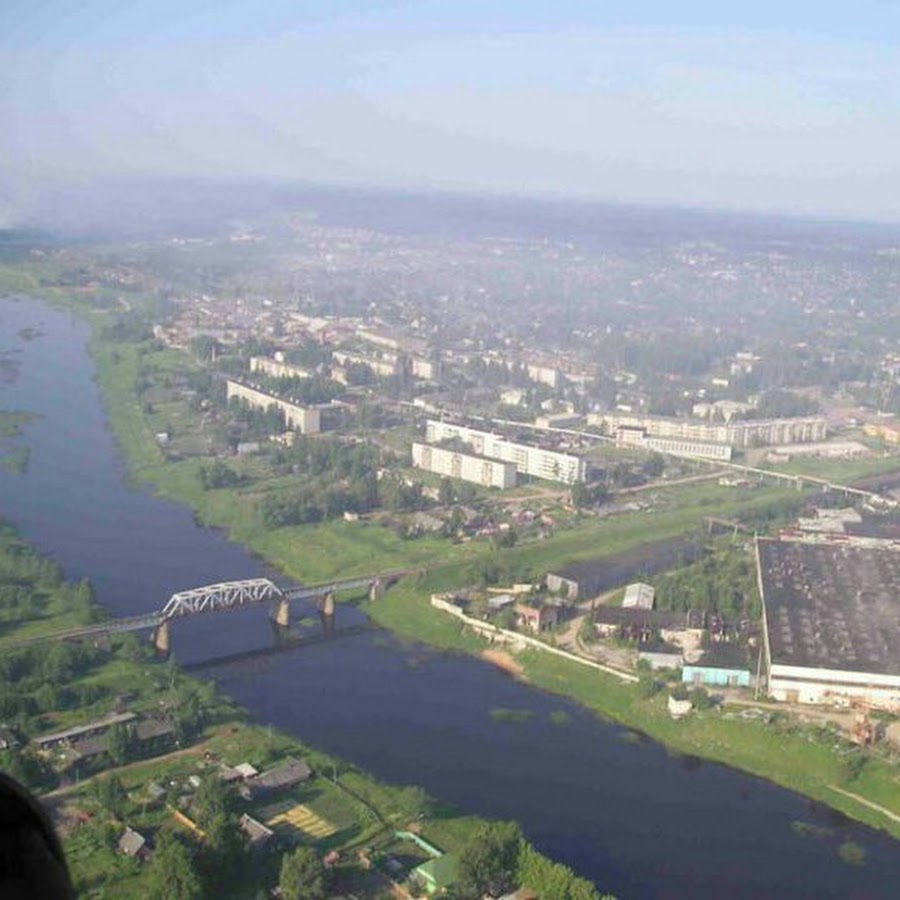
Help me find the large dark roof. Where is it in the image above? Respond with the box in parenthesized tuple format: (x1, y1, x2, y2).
(255, 757, 311, 791)
(758, 538, 900, 676)
(550, 534, 705, 593)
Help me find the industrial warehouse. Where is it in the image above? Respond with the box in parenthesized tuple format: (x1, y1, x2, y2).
(757, 537, 900, 711)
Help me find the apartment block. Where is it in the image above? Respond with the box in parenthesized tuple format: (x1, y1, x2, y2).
(411, 442, 517, 489)
(425, 420, 587, 484)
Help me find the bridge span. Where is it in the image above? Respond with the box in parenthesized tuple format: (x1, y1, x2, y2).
(11, 571, 405, 653)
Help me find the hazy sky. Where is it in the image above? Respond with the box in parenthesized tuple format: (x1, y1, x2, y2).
(4, 1, 900, 220)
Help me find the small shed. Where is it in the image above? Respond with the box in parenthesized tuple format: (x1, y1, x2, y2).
(117, 827, 149, 861)
(412, 854, 459, 896)
(622, 582, 655, 610)
(487, 594, 517, 612)
(0, 726, 21, 750)
(146, 781, 167, 803)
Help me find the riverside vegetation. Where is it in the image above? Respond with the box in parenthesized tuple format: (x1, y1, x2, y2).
(0, 517, 611, 899)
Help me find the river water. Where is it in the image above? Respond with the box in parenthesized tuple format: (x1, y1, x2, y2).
(1, 295, 897, 899)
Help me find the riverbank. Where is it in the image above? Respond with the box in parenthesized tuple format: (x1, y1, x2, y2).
(0, 516, 608, 899)
(0, 293, 617, 897)
(73, 324, 900, 844)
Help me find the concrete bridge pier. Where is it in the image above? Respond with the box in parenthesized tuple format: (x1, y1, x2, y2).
(152, 620, 171, 657)
(270, 596, 291, 629)
(369, 577, 383, 602)
(318, 591, 335, 636)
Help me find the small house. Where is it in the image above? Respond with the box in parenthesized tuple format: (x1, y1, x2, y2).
(515, 603, 559, 633)
(239, 814, 274, 852)
(254, 757, 311, 794)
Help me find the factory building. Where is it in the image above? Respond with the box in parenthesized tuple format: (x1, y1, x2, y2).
(411, 442, 517, 489)
(425, 420, 587, 484)
(757, 537, 900, 711)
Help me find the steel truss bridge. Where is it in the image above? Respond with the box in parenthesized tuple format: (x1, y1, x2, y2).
(10, 571, 405, 648)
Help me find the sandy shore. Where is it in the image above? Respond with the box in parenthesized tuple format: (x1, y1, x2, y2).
(481, 648, 525, 679)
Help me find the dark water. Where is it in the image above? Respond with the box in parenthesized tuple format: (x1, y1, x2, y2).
(1, 295, 898, 899)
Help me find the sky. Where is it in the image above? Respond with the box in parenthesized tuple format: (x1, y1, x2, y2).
(3, 0, 900, 221)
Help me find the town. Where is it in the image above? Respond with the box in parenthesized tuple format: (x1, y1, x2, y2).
(3, 191, 900, 897)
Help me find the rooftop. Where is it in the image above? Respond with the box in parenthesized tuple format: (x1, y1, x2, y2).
(758, 538, 900, 676)
(255, 757, 312, 791)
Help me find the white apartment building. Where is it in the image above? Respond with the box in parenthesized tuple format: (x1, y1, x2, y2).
(410, 356, 441, 381)
(226, 380, 321, 434)
(615, 426, 734, 461)
(411, 443, 517, 489)
(250, 356, 312, 380)
(526, 363, 562, 390)
(331, 350, 398, 378)
(425, 420, 587, 484)
(591, 413, 826, 449)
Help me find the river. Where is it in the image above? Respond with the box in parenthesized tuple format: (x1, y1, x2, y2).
(1, 295, 897, 899)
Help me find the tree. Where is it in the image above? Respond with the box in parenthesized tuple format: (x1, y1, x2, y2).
(202, 813, 246, 889)
(91, 774, 127, 817)
(191, 776, 229, 831)
(106, 722, 133, 765)
(147, 829, 202, 900)
(457, 821, 523, 899)
(279, 846, 327, 900)
(438, 477, 455, 506)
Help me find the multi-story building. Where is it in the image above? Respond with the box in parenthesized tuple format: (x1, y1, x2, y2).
(226, 380, 321, 434)
(411, 443, 517, 489)
(864, 422, 900, 444)
(615, 425, 733, 461)
(526, 363, 562, 390)
(425, 420, 587, 484)
(410, 356, 442, 381)
(331, 350, 399, 378)
(250, 356, 312, 380)
(591, 413, 826, 449)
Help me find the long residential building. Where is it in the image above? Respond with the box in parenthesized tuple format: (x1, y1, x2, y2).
(411, 442, 517, 489)
(226, 380, 321, 434)
(590, 412, 826, 449)
(331, 349, 399, 378)
(425, 419, 587, 484)
(249, 356, 312, 380)
(615, 425, 733, 461)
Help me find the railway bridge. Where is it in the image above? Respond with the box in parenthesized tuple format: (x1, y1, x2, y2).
(16, 572, 401, 654)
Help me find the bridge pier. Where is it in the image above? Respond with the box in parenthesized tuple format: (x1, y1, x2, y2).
(152, 620, 171, 657)
(318, 591, 335, 617)
(271, 597, 291, 629)
(318, 591, 335, 637)
(369, 578, 383, 602)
